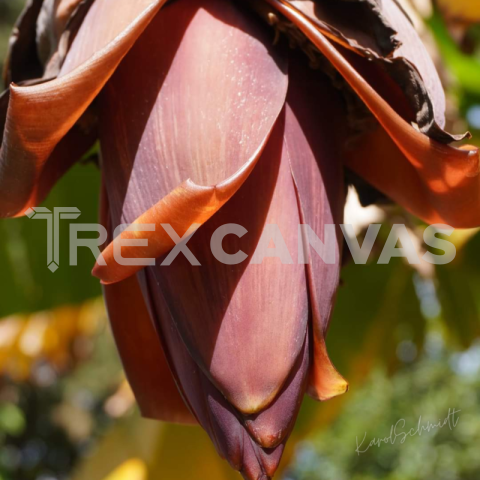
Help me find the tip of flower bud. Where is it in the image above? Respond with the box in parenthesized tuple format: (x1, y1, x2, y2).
(243, 473, 270, 480)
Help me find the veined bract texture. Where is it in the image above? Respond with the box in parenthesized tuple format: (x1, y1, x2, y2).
(1, 1, 479, 478)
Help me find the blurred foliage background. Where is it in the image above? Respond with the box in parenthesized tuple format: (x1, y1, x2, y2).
(1, 0, 480, 479)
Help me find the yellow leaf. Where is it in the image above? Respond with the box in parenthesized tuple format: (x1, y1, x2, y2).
(438, 0, 480, 23)
(449, 228, 480, 251)
(149, 423, 238, 480)
(103, 459, 147, 480)
(0, 298, 105, 379)
(73, 414, 239, 480)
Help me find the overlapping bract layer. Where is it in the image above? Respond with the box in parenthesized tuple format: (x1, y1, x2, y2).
(0, 0, 168, 217)
(1, 0, 479, 479)
(267, 0, 480, 227)
(97, 1, 345, 476)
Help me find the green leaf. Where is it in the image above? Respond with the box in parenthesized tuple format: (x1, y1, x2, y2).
(428, 13, 480, 97)
(328, 259, 425, 380)
(0, 163, 101, 317)
(0, 403, 25, 436)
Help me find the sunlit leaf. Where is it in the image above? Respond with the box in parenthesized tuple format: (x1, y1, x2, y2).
(437, 0, 480, 24)
(428, 13, 480, 97)
(73, 415, 239, 480)
(0, 297, 104, 380)
(102, 459, 147, 480)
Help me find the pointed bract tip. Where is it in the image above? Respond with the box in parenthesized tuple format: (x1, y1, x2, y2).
(309, 377, 349, 401)
(91, 264, 114, 285)
(241, 471, 271, 480)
